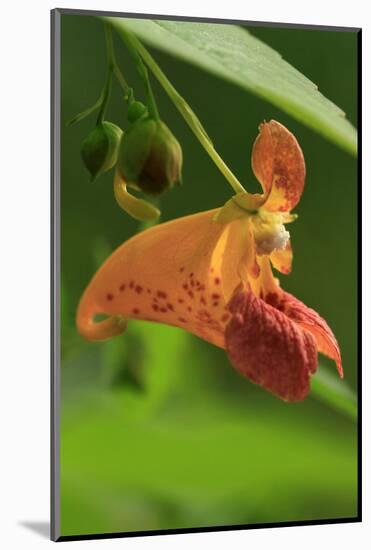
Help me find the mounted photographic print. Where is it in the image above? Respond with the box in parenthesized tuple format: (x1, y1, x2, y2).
(51, 8, 360, 542)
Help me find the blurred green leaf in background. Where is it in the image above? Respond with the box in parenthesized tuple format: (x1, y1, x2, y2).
(60, 14, 358, 537)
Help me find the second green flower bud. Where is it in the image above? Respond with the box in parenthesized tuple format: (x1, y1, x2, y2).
(81, 121, 123, 182)
(118, 117, 182, 195)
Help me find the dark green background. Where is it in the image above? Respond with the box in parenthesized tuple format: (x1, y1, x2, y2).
(60, 15, 358, 537)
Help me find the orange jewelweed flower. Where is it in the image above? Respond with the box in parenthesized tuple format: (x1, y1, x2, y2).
(76, 120, 342, 402)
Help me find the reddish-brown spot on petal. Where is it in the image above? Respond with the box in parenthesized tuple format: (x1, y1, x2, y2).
(167, 303, 174, 311)
(200, 297, 207, 305)
(160, 307, 167, 313)
(135, 285, 143, 294)
(129, 281, 134, 289)
(157, 290, 167, 299)
(179, 267, 185, 273)
(182, 284, 188, 291)
(106, 293, 114, 301)
(147, 288, 152, 294)
(152, 304, 159, 312)
(178, 317, 187, 323)
(119, 284, 126, 292)
(211, 293, 220, 300)
(132, 308, 140, 315)
(221, 313, 230, 322)
(198, 309, 210, 318)
(214, 277, 221, 285)
(178, 298, 184, 304)
(188, 291, 194, 299)
(264, 292, 285, 311)
(187, 306, 192, 312)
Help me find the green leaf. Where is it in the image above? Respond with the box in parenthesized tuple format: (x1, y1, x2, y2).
(104, 17, 357, 156)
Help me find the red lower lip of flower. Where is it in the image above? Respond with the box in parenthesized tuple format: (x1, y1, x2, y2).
(225, 286, 342, 402)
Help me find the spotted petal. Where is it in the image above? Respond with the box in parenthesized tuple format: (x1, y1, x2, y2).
(226, 287, 318, 402)
(272, 290, 343, 378)
(251, 120, 306, 213)
(76, 210, 256, 348)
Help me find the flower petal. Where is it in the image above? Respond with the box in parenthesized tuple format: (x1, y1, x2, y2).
(251, 122, 274, 198)
(76, 211, 255, 347)
(225, 287, 318, 401)
(265, 290, 343, 378)
(114, 170, 161, 221)
(270, 240, 293, 274)
(236, 220, 260, 280)
(251, 120, 306, 212)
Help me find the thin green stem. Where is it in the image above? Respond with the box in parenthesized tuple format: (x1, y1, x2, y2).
(66, 95, 103, 126)
(145, 78, 160, 120)
(95, 24, 125, 125)
(106, 22, 158, 117)
(311, 366, 357, 421)
(118, 29, 246, 195)
(136, 55, 160, 119)
(114, 66, 130, 96)
(104, 23, 130, 96)
(104, 22, 115, 66)
(96, 68, 113, 125)
(68, 24, 130, 126)
(115, 29, 160, 119)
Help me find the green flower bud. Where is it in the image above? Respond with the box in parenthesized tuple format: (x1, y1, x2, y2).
(81, 121, 123, 182)
(118, 117, 183, 196)
(127, 101, 148, 123)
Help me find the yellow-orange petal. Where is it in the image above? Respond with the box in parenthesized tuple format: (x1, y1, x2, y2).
(76, 210, 255, 348)
(236, 219, 260, 280)
(270, 240, 293, 275)
(114, 170, 161, 221)
(251, 120, 306, 213)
